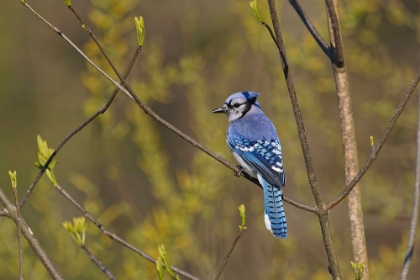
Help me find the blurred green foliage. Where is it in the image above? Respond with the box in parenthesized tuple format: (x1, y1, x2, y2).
(1, 0, 420, 279)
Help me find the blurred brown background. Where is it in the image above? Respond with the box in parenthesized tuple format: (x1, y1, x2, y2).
(1, 0, 419, 279)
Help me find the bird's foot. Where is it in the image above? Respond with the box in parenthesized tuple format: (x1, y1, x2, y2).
(234, 165, 244, 177)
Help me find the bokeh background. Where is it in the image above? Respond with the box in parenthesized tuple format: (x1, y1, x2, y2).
(1, 0, 420, 279)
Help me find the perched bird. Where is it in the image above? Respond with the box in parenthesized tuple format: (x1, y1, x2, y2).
(212, 91, 287, 238)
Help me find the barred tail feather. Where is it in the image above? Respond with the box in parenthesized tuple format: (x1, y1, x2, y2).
(257, 174, 287, 239)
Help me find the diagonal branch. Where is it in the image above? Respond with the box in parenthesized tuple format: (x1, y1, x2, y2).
(66, 4, 127, 91)
(214, 230, 244, 280)
(288, 0, 331, 58)
(400, 89, 420, 280)
(17, 0, 315, 214)
(327, 68, 420, 209)
(55, 185, 200, 280)
(325, 0, 344, 67)
(80, 244, 116, 280)
(19, 46, 142, 209)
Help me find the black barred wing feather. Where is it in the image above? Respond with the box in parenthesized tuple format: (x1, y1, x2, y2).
(228, 137, 286, 187)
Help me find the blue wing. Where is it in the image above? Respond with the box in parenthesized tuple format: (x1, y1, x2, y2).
(228, 137, 285, 187)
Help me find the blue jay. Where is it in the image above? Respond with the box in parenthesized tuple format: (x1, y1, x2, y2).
(213, 91, 287, 238)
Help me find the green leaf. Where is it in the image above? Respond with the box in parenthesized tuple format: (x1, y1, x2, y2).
(8, 171, 17, 189)
(156, 257, 164, 280)
(62, 0, 72, 7)
(350, 261, 364, 280)
(134, 16, 145, 47)
(249, 0, 263, 23)
(158, 245, 180, 280)
(35, 135, 58, 186)
(238, 204, 247, 230)
(63, 217, 87, 245)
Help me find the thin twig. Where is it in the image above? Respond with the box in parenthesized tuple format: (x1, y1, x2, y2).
(19, 46, 141, 209)
(81, 244, 116, 280)
(400, 89, 420, 280)
(67, 4, 125, 88)
(12, 187, 23, 280)
(0, 187, 63, 280)
(55, 185, 200, 280)
(288, 0, 331, 58)
(19, 1, 135, 102)
(18, 0, 315, 214)
(214, 229, 244, 280)
(327, 67, 420, 210)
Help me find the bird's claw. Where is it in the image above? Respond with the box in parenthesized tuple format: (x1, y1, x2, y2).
(234, 165, 244, 177)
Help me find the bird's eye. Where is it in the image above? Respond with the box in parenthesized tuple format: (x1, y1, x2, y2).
(233, 103, 241, 108)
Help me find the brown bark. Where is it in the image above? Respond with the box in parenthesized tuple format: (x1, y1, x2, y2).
(325, 1, 369, 279)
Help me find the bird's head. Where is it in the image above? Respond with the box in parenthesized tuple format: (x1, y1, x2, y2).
(212, 91, 261, 122)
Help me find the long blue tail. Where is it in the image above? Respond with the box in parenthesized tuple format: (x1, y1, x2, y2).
(258, 174, 287, 238)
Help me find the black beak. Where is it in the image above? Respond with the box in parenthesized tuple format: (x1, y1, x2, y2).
(212, 104, 228, 113)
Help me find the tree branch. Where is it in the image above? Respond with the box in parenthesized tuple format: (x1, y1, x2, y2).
(80, 244, 116, 280)
(400, 89, 420, 280)
(12, 186, 23, 280)
(66, 4, 127, 92)
(325, 0, 344, 67)
(0, 187, 63, 280)
(0, 209, 9, 217)
(214, 230, 243, 280)
(324, 1, 368, 278)
(327, 67, 420, 209)
(288, 0, 331, 59)
(19, 46, 142, 209)
(55, 185, 200, 280)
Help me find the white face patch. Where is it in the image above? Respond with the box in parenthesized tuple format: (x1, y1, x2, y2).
(226, 97, 250, 122)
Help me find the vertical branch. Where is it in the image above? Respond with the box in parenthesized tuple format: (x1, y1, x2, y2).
(265, 0, 322, 206)
(0, 187, 63, 280)
(400, 91, 420, 280)
(265, 1, 342, 278)
(325, 0, 369, 278)
(12, 187, 23, 280)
